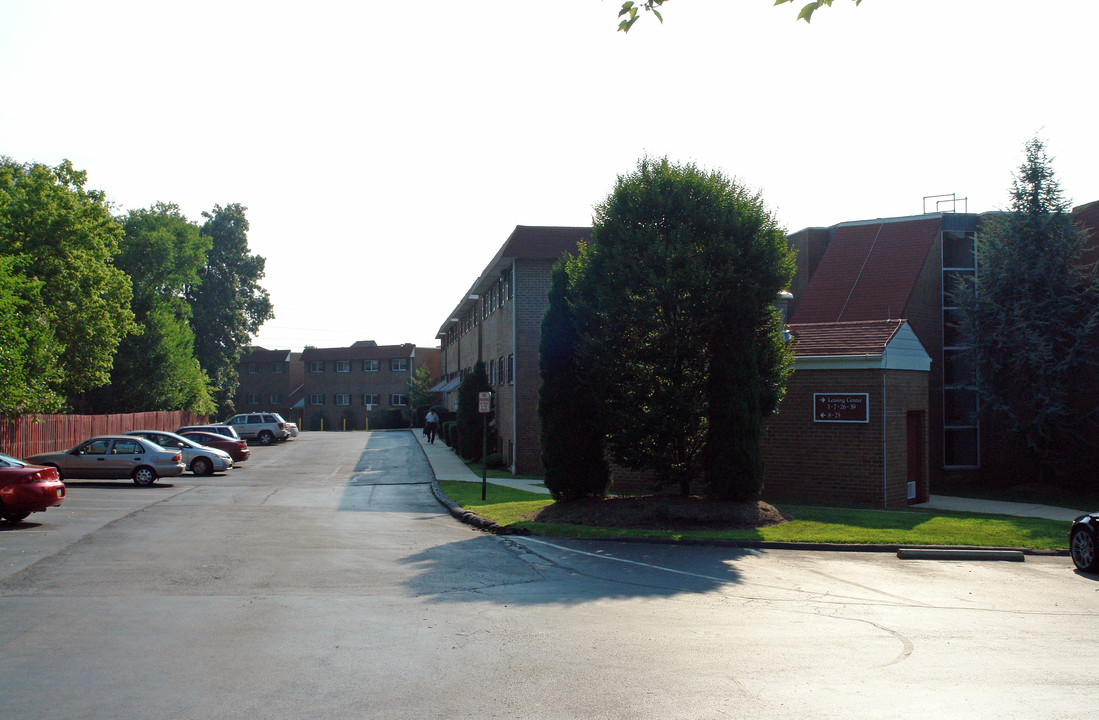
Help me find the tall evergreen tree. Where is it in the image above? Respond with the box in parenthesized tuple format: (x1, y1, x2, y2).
(457, 361, 495, 462)
(186, 204, 274, 417)
(539, 258, 610, 501)
(573, 156, 794, 498)
(953, 138, 1099, 478)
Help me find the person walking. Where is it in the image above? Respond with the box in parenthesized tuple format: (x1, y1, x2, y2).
(424, 409, 440, 444)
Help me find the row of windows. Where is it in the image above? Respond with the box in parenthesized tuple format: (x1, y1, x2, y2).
(443, 268, 514, 349)
(245, 393, 283, 405)
(309, 359, 408, 373)
(488, 355, 514, 385)
(247, 363, 285, 374)
(308, 393, 408, 407)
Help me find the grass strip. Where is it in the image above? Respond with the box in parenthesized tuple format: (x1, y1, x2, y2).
(437, 481, 1069, 549)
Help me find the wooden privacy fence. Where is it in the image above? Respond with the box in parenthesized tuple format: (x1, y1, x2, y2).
(0, 411, 207, 460)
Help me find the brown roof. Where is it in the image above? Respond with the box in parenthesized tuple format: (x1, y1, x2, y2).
(790, 216, 943, 324)
(241, 347, 292, 363)
(788, 320, 905, 356)
(300, 343, 416, 362)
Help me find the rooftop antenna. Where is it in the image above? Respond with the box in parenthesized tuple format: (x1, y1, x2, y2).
(923, 193, 968, 214)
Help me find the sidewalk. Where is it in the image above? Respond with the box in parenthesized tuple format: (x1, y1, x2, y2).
(411, 429, 1085, 518)
(411, 428, 549, 494)
(913, 495, 1084, 522)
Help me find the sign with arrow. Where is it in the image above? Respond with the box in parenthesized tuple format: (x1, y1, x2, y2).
(813, 393, 869, 423)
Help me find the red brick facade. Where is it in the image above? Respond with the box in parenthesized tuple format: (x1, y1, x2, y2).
(761, 367, 928, 509)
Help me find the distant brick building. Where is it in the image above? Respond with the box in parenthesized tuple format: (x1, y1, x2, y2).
(235, 348, 304, 422)
(298, 341, 440, 431)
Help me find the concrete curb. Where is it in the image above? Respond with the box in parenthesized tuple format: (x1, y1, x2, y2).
(415, 437, 1069, 557)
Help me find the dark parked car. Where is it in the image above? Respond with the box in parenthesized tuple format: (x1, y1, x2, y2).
(24, 436, 185, 486)
(1069, 512, 1099, 572)
(179, 431, 250, 463)
(0, 452, 66, 524)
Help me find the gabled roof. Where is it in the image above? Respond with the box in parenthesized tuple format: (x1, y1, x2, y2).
(300, 343, 415, 362)
(790, 215, 944, 324)
(789, 320, 930, 371)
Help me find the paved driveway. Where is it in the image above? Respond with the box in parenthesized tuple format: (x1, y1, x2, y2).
(2, 431, 1096, 719)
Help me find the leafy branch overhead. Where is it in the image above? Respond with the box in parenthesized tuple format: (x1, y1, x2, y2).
(618, 0, 862, 32)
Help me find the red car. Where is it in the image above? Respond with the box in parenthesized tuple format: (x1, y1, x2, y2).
(0, 452, 66, 524)
(179, 431, 250, 463)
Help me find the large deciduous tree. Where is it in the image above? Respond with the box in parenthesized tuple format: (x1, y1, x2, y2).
(539, 258, 610, 501)
(0, 158, 136, 406)
(617, 0, 860, 32)
(83, 203, 216, 415)
(0, 256, 65, 415)
(185, 203, 274, 418)
(572, 156, 794, 499)
(952, 138, 1099, 479)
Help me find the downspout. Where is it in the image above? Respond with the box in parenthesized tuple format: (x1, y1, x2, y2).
(510, 262, 517, 473)
(882, 362, 888, 509)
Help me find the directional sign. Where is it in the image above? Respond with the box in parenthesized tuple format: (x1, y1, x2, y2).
(478, 391, 492, 413)
(813, 393, 869, 423)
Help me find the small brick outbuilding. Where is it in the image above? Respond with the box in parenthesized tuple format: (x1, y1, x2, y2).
(761, 319, 930, 509)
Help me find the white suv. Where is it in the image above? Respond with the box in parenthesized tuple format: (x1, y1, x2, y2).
(225, 413, 289, 445)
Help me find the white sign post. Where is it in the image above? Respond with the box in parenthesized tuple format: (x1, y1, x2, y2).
(478, 392, 492, 499)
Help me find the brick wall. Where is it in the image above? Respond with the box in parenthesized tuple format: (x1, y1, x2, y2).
(301, 360, 412, 431)
(761, 367, 928, 508)
(513, 259, 555, 474)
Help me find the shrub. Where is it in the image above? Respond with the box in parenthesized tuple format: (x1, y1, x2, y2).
(484, 453, 505, 469)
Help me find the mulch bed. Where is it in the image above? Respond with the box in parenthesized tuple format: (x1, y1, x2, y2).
(528, 495, 791, 530)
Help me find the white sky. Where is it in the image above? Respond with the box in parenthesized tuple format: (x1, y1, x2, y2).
(3, 0, 1096, 351)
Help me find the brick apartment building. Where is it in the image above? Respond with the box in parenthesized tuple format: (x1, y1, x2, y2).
(435, 225, 591, 474)
(235, 348, 304, 422)
(426, 201, 1099, 506)
(298, 341, 441, 431)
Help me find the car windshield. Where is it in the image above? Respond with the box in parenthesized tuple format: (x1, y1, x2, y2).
(0, 453, 28, 467)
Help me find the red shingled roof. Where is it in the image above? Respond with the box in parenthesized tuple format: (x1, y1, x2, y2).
(788, 320, 905, 356)
(790, 216, 943, 324)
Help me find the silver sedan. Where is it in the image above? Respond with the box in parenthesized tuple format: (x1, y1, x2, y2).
(24, 435, 186, 486)
(124, 430, 234, 476)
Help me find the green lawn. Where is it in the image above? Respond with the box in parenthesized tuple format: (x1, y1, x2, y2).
(437, 481, 1070, 550)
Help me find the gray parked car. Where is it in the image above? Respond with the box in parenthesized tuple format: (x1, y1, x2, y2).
(24, 435, 186, 486)
(124, 430, 234, 476)
(225, 413, 289, 445)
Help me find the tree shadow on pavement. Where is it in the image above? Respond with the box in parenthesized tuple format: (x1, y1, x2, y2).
(399, 533, 751, 606)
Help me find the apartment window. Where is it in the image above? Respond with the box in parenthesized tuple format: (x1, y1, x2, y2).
(505, 267, 512, 299)
(269, 393, 282, 405)
(335, 360, 351, 373)
(247, 363, 259, 374)
(363, 359, 379, 372)
(507, 354, 514, 384)
(309, 393, 325, 405)
(390, 394, 408, 407)
(362, 394, 379, 406)
(334, 393, 351, 406)
(498, 357, 505, 385)
(246, 393, 260, 404)
(489, 359, 496, 385)
(272, 364, 284, 374)
(391, 358, 408, 372)
(309, 361, 325, 373)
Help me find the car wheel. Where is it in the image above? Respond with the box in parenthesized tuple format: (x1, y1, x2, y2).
(258, 430, 274, 446)
(1071, 526, 1098, 572)
(191, 457, 213, 476)
(1, 507, 31, 524)
(132, 466, 158, 486)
